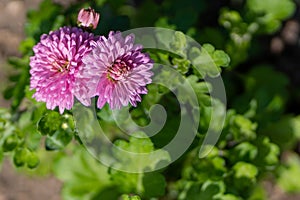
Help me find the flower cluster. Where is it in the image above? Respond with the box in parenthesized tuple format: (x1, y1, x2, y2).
(29, 8, 153, 114)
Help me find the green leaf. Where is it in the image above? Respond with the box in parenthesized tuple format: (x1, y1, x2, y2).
(110, 132, 169, 197)
(51, 15, 65, 30)
(277, 153, 300, 193)
(7, 56, 29, 69)
(228, 162, 258, 194)
(171, 57, 191, 74)
(247, 0, 296, 20)
(248, 185, 267, 200)
(143, 172, 166, 197)
(155, 17, 176, 30)
(45, 129, 73, 150)
(37, 111, 74, 150)
(0, 118, 6, 132)
(37, 111, 61, 136)
(19, 37, 35, 55)
(113, 131, 171, 172)
(212, 50, 230, 67)
(2, 133, 19, 152)
(178, 75, 212, 107)
(54, 147, 111, 200)
(26, 151, 40, 169)
(4, 56, 30, 110)
(25, 0, 62, 38)
(109, 170, 140, 195)
(189, 44, 230, 78)
(246, 0, 295, 33)
(253, 136, 280, 167)
(91, 187, 120, 200)
(233, 162, 258, 180)
(261, 115, 300, 150)
(228, 114, 257, 142)
(198, 145, 219, 158)
(120, 194, 141, 200)
(181, 181, 225, 200)
(202, 44, 215, 54)
(13, 148, 29, 167)
(170, 31, 187, 57)
(182, 149, 227, 184)
(233, 66, 289, 125)
(219, 9, 243, 29)
(217, 194, 241, 200)
(230, 142, 258, 162)
(155, 27, 176, 50)
(189, 46, 218, 77)
(97, 104, 115, 122)
(198, 99, 226, 137)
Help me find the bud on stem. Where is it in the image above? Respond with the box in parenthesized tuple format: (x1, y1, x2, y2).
(77, 7, 100, 30)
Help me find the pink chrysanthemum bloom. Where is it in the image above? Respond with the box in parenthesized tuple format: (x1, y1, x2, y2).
(78, 31, 153, 109)
(30, 26, 96, 114)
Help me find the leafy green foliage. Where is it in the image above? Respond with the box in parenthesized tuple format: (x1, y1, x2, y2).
(3, 56, 30, 110)
(189, 44, 230, 77)
(233, 66, 289, 126)
(1, 0, 300, 199)
(277, 153, 300, 193)
(38, 111, 74, 150)
(261, 115, 300, 150)
(120, 194, 141, 200)
(112, 131, 170, 172)
(0, 108, 42, 169)
(142, 173, 166, 197)
(220, 0, 295, 67)
(25, 0, 63, 39)
(3, 133, 19, 152)
(54, 147, 112, 200)
(179, 181, 225, 200)
(110, 132, 169, 198)
(228, 113, 257, 142)
(247, 0, 296, 33)
(13, 147, 39, 168)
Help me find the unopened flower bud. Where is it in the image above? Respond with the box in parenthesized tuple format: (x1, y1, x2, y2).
(77, 7, 100, 30)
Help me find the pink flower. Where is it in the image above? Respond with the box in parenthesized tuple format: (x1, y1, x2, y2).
(77, 7, 100, 30)
(78, 31, 153, 109)
(30, 26, 97, 114)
